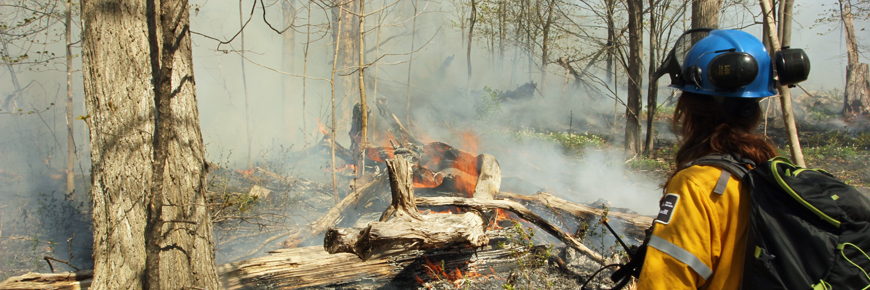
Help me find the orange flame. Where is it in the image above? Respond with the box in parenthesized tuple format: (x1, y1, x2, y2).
(236, 169, 255, 175)
(418, 258, 486, 286)
(487, 208, 521, 230)
(328, 164, 356, 173)
(455, 130, 479, 155)
(314, 117, 328, 135)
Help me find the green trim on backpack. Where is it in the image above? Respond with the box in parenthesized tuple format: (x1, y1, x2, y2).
(838, 243, 870, 290)
(769, 158, 842, 228)
(812, 280, 832, 290)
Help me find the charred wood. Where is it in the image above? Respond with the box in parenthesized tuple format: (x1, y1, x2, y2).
(0, 270, 93, 290)
(325, 155, 488, 260)
(374, 97, 423, 146)
(415, 196, 605, 263)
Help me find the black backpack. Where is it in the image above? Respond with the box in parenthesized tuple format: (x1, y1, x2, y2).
(605, 154, 870, 290)
(688, 154, 870, 290)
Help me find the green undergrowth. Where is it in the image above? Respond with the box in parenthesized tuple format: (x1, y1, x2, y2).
(508, 128, 606, 155)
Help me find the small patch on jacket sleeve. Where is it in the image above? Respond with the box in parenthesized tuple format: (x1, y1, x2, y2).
(655, 193, 680, 225)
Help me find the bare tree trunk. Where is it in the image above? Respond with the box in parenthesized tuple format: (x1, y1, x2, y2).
(331, 2, 345, 204)
(82, 0, 220, 287)
(691, 0, 721, 30)
(605, 0, 615, 85)
(759, 0, 806, 167)
(406, 0, 417, 129)
(841, 0, 870, 116)
(282, 0, 296, 141)
(303, 0, 311, 143)
(625, 0, 643, 157)
(467, 0, 477, 90)
(539, 0, 556, 95)
(338, 0, 359, 137)
(240, 0, 253, 169)
(358, 0, 368, 175)
(65, 0, 75, 196)
(644, 0, 658, 158)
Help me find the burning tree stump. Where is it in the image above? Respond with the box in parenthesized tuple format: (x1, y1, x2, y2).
(325, 155, 488, 260)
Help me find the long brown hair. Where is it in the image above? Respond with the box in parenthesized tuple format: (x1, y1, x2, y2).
(671, 92, 778, 173)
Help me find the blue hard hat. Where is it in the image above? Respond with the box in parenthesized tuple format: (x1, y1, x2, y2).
(675, 29, 776, 98)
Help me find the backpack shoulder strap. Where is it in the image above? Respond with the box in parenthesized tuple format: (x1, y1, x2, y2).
(685, 153, 755, 195)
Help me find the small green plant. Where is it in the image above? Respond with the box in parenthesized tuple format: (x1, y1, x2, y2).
(626, 157, 669, 171)
(509, 128, 606, 155)
(475, 86, 504, 120)
(498, 220, 556, 289)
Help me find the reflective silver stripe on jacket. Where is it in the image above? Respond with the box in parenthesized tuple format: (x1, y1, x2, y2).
(649, 235, 713, 280)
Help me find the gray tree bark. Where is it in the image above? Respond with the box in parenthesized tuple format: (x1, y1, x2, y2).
(65, 0, 75, 196)
(691, 0, 721, 30)
(82, 0, 220, 288)
(841, 0, 870, 116)
(625, 0, 643, 156)
(283, 0, 297, 139)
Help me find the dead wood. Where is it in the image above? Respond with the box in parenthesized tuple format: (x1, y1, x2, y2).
(219, 243, 527, 290)
(325, 155, 488, 260)
(496, 191, 653, 244)
(375, 97, 422, 146)
(280, 174, 387, 248)
(318, 133, 355, 165)
(499, 82, 536, 101)
(416, 196, 605, 263)
(0, 270, 92, 290)
(472, 154, 500, 200)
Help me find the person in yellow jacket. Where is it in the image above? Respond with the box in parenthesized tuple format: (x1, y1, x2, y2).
(637, 29, 792, 289)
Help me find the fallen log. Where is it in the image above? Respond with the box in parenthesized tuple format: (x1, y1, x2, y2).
(325, 155, 488, 260)
(0, 270, 93, 290)
(219, 242, 530, 290)
(496, 191, 654, 244)
(280, 174, 387, 248)
(416, 196, 605, 263)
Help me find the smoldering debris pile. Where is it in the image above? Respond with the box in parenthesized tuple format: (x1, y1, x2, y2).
(214, 96, 654, 289)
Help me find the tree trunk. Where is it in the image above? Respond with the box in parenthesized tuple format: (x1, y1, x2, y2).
(282, 0, 296, 141)
(625, 0, 643, 157)
(82, 0, 220, 288)
(65, 0, 75, 196)
(467, 0, 477, 90)
(605, 0, 615, 85)
(406, 0, 417, 130)
(540, 0, 556, 95)
(358, 0, 368, 176)
(240, 0, 253, 169)
(338, 0, 359, 137)
(644, 0, 659, 158)
(841, 0, 870, 116)
(759, 0, 806, 167)
(691, 0, 721, 30)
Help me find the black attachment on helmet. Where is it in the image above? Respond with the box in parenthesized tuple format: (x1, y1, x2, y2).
(652, 27, 714, 86)
(707, 51, 759, 90)
(775, 47, 810, 86)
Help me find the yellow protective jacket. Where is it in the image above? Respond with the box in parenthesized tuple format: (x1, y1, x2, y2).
(637, 164, 750, 290)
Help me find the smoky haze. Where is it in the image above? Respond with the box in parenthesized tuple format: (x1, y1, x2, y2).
(0, 0, 867, 272)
